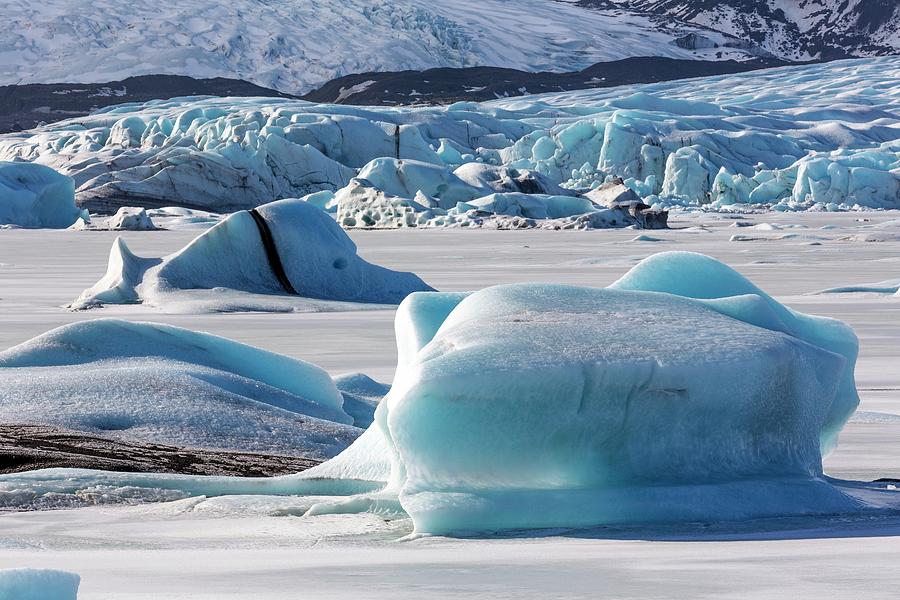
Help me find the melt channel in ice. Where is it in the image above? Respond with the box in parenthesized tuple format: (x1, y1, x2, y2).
(1, 252, 875, 534)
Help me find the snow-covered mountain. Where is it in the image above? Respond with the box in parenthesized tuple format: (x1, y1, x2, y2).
(589, 0, 900, 60)
(0, 0, 762, 94)
(3, 0, 897, 98)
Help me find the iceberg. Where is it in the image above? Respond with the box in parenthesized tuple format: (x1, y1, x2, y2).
(0, 569, 80, 600)
(334, 373, 391, 429)
(354, 259, 859, 533)
(2, 252, 871, 534)
(0, 161, 86, 228)
(104, 206, 157, 230)
(466, 193, 597, 219)
(0, 319, 360, 459)
(73, 198, 434, 312)
(333, 177, 664, 230)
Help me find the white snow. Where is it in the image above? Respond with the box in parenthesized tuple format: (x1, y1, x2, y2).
(0, 0, 755, 92)
(1, 57, 898, 217)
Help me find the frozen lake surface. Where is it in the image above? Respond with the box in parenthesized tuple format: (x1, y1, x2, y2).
(1, 211, 900, 598)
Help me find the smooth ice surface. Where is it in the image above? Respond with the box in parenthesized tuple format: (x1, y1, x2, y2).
(73, 198, 434, 312)
(2, 57, 899, 215)
(0, 568, 79, 600)
(363, 256, 860, 534)
(0, 319, 361, 458)
(0, 162, 84, 229)
(3, 496, 900, 600)
(609, 251, 860, 452)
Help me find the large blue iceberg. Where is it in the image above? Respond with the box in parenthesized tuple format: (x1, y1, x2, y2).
(0, 252, 876, 534)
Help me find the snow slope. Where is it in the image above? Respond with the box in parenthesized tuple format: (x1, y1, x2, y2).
(0, 0, 756, 93)
(607, 0, 900, 60)
(1, 57, 898, 215)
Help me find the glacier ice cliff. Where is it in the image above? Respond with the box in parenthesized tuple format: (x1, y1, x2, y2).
(1, 57, 898, 218)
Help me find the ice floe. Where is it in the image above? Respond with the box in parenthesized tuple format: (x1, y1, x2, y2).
(819, 279, 900, 297)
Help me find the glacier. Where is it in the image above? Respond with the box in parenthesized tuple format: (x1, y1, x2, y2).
(0, 161, 86, 228)
(72, 198, 434, 312)
(0, 319, 363, 459)
(0, 252, 876, 534)
(1, 57, 898, 220)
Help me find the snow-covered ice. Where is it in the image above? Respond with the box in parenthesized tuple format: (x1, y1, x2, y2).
(0, 319, 363, 460)
(0, 161, 86, 229)
(0, 58, 897, 219)
(73, 198, 434, 312)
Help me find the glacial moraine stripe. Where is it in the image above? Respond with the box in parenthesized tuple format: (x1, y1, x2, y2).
(248, 208, 299, 296)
